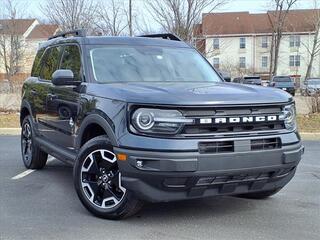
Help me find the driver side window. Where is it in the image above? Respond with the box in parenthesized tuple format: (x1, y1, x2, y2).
(60, 45, 82, 81)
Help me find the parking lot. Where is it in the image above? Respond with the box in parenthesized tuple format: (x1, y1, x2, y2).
(0, 136, 319, 240)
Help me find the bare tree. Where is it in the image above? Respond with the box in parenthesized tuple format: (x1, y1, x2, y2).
(145, 0, 227, 42)
(0, 0, 25, 92)
(41, 0, 98, 32)
(95, 0, 128, 36)
(268, 0, 298, 77)
(304, 1, 320, 80)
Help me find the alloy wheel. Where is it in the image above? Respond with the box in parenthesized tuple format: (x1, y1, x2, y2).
(80, 149, 126, 209)
(21, 122, 32, 164)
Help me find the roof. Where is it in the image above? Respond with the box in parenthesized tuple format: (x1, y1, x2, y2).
(26, 24, 59, 39)
(202, 12, 254, 35)
(40, 36, 190, 49)
(267, 9, 317, 33)
(201, 9, 319, 36)
(0, 19, 36, 35)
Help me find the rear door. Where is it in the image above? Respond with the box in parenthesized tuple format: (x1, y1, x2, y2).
(44, 44, 82, 149)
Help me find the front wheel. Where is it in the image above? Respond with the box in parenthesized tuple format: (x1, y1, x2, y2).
(73, 135, 143, 219)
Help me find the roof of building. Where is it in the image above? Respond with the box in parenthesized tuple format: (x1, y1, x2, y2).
(268, 9, 317, 33)
(0, 19, 36, 35)
(26, 24, 59, 39)
(200, 9, 319, 36)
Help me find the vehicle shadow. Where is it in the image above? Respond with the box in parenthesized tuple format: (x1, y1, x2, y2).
(40, 159, 261, 221)
(130, 196, 257, 221)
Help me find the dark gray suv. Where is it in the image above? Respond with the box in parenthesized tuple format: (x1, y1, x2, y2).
(20, 30, 304, 219)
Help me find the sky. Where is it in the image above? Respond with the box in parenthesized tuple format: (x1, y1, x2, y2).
(20, 0, 316, 16)
(10, 0, 318, 25)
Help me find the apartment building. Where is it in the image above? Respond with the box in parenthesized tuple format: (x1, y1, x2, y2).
(195, 9, 320, 86)
(0, 19, 59, 80)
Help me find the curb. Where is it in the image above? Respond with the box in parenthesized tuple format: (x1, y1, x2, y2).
(0, 128, 21, 135)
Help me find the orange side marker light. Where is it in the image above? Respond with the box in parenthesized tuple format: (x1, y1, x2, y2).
(117, 153, 127, 161)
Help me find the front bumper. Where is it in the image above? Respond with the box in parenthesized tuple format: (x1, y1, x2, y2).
(115, 133, 304, 202)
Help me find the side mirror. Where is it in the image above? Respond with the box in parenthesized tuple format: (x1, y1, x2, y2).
(52, 69, 81, 86)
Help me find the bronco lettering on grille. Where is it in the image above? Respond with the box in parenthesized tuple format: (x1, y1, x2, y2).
(199, 115, 279, 124)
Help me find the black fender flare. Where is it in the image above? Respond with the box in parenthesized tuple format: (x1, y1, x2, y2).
(20, 100, 34, 125)
(75, 113, 118, 150)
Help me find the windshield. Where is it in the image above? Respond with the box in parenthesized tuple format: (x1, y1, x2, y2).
(273, 77, 292, 82)
(89, 46, 221, 83)
(307, 79, 320, 85)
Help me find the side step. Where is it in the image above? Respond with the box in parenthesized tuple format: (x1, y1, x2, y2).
(35, 137, 76, 166)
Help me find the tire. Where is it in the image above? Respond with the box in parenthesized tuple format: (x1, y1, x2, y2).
(236, 188, 282, 199)
(21, 116, 48, 169)
(73, 135, 143, 220)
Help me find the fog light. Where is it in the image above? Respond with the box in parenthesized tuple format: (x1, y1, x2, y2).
(136, 160, 143, 168)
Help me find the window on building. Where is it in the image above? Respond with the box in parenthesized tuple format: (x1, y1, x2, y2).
(240, 37, 246, 49)
(290, 35, 301, 47)
(289, 55, 300, 67)
(239, 57, 246, 68)
(261, 56, 268, 68)
(213, 57, 220, 68)
(261, 36, 268, 48)
(213, 38, 219, 49)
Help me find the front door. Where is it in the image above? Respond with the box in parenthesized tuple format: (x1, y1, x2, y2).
(36, 45, 63, 138)
(45, 44, 82, 149)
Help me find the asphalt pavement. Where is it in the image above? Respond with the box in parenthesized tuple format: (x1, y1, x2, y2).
(0, 136, 319, 240)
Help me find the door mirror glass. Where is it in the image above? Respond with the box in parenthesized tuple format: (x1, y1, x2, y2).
(52, 69, 80, 86)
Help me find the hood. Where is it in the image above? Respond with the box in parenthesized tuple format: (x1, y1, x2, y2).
(86, 82, 292, 105)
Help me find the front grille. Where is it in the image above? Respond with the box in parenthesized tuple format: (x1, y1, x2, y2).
(198, 141, 234, 154)
(179, 104, 286, 137)
(198, 137, 281, 154)
(251, 138, 281, 151)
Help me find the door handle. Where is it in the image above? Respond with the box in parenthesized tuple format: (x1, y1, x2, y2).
(31, 89, 38, 96)
(47, 93, 57, 101)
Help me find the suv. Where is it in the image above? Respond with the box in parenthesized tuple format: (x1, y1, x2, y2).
(301, 78, 320, 96)
(270, 76, 296, 96)
(20, 30, 304, 219)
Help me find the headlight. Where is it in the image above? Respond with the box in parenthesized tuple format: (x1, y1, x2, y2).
(279, 104, 296, 131)
(131, 108, 194, 134)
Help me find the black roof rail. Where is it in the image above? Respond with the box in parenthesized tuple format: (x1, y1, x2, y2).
(138, 33, 181, 41)
(48, 29, 86, 40)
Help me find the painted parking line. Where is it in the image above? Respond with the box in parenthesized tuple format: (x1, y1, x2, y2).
(11, 169, 36, 180)
(11, 156, 55, 180)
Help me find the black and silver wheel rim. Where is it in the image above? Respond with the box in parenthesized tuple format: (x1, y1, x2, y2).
(21, 122, 32, 164)
(81, 149, 126, 209)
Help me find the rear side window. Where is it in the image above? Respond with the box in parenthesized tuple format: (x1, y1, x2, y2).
(40, 46, 62, 80)
(60, 45, 81, 81)
(31, 48, 45, 77)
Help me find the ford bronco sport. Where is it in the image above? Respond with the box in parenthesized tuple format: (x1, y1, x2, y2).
(20, 30, 304, 219)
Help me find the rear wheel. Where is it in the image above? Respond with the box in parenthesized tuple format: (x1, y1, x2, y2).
(21, 116, 48, 169)
(236, 188, 282, 199)
(73, 135, 143, 219)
